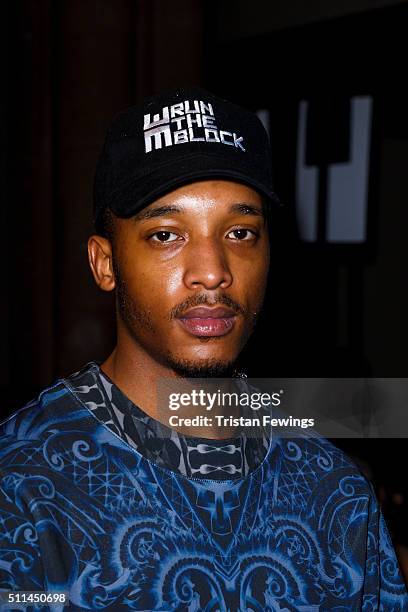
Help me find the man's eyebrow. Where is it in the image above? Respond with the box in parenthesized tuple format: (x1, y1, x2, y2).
(133, 202, 264, 222)
(228, 203, 264, 218)
(133, 205, 183, 221)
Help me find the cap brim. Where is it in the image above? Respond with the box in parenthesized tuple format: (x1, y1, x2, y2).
(106, 152, 282, 218)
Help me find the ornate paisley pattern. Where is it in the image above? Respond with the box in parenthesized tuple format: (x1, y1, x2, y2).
(0, 366, 407, 611)
(65, 362, 271, 481)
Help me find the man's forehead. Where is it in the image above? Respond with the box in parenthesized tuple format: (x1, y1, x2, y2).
(131, 180, 264, 221)
(132, 199, 265, 222)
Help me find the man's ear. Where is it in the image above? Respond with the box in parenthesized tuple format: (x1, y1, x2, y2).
(88, 235, 116, 292)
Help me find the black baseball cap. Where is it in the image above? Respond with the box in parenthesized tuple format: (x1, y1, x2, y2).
(93, 86, 280, 230)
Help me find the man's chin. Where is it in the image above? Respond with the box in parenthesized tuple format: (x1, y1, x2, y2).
(166, 357, 237, 378)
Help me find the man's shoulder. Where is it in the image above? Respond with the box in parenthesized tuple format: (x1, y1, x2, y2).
(277, 433, 367, 477)
(273, 434, 377, 507)
(0, 362, 98, 443)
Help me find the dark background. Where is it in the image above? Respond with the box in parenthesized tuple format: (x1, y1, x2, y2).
(2, 0, 408, 570)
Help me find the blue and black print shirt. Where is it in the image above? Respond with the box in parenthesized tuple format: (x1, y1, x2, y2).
(0, 361, 407, 610)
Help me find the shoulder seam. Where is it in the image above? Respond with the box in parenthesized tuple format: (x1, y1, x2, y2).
(0, 380, 67, 428)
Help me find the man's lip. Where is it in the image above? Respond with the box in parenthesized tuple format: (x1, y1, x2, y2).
(178, 306, 237, 319)
(177, 316, 236, 337)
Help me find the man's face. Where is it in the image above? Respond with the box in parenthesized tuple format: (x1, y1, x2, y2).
(110, 180, 270, 376)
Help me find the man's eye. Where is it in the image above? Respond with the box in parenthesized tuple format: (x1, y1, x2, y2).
(227, 229, 257, 241)
(150, 231, 179, 243)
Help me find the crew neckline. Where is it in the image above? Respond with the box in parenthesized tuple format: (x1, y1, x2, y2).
(97, 361, 250, 444)
(63, 360, 275, 483)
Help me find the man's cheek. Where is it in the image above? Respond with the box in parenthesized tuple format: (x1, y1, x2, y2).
(162, 268, 184, 298)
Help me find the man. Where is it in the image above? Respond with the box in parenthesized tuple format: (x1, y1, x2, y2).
(0, 87, 406, 611)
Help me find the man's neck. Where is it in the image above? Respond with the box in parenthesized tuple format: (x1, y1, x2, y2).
(100, 335, 242, 440)
(101, 343, 173, 422)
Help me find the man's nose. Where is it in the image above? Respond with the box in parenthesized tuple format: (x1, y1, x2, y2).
(183, 237, 233, 291)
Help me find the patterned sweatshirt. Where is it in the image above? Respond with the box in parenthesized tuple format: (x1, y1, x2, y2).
(0, 361, 407, 611)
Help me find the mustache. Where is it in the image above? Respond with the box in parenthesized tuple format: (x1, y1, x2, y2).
(170, 294, 249, 319)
